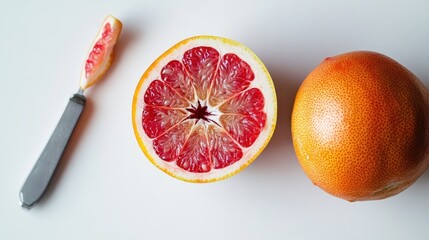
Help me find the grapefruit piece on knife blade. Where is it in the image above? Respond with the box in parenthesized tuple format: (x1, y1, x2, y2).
(80, 15, 122, 90)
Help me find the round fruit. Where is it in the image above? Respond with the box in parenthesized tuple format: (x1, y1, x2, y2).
(292, 51, 429, 201)
(132, 36, 277, 182)
(80, 15, 122, 90)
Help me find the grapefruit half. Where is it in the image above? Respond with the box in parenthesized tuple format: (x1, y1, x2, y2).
(132, 36, 277, 182)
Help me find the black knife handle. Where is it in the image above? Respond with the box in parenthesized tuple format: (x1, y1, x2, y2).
(20, 93, 86, 208)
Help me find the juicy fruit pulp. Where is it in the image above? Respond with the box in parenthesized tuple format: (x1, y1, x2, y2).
(292, 51, 429, 201)
(133, 36, 276, 182)
(80, 15, 122, 90)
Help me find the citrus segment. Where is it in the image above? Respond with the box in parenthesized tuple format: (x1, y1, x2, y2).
(219, 88, 266, 147)
(85, 24, 112, 75)
(142, 106, 187, 138)
(207, 125, 243, 169)
(144, 80, 188, 107)
(220, 113, 266, 148)
(161, 60, 195, 101)
(219, 88, 265, 114)
(176, 125, 211, 173)
(210, 53, 254, 106)
(133, 36, 277, 182)
(152, 121, 193, 162)
(80, 15, 122, 90)
(183, 47, 220, 100)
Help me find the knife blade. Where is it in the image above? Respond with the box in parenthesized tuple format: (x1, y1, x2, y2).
(19, 15, 122, 209)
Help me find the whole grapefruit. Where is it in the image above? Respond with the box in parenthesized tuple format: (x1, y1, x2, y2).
(291, 51, 429, 201)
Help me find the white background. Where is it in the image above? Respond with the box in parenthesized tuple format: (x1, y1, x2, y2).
(1, 0, 429, 239)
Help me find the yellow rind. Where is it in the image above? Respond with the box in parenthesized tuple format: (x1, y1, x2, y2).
(132, 35, 277, 183)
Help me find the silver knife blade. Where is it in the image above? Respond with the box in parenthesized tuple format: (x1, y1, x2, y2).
(20, 93, 86, 209)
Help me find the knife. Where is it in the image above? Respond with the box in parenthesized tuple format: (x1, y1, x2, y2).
(20, 15, 122, 209)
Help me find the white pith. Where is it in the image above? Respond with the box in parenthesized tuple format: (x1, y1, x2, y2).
(133, 36, 277, 181)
